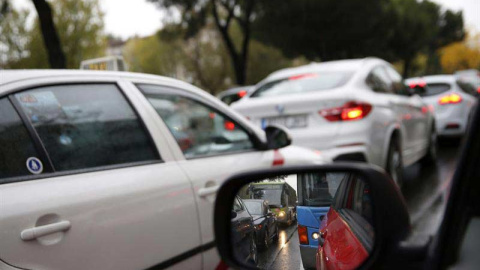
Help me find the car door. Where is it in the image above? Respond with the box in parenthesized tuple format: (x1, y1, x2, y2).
(319, 173, 374, 270)
(0, 83, 201, 270)
(135, 83, 275, 269)
(385, 65, 429, 163)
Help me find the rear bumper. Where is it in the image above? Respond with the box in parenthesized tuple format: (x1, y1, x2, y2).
(300, 245, 317, 269)
(436, 113, 468, 136)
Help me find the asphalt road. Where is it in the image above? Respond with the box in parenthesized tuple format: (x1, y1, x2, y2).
(258, 140, 463, 269)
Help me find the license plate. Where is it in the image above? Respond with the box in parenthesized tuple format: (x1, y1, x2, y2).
(261, 115, 308, 129)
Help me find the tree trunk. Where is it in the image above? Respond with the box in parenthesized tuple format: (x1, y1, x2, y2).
(403, 57, 411, 78)
(32, 0, 66, 69)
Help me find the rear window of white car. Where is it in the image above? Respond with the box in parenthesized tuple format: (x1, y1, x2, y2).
(250, 71, 353, 98)
(423, 83, 451, 97)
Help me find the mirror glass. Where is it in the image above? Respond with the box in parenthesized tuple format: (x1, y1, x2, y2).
(230, 172, 374, 270)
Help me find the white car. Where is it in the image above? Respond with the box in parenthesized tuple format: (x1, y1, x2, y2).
(406, 75, 477, 137)
(232, 58, 436, 187)
(0, 70, 329, 270)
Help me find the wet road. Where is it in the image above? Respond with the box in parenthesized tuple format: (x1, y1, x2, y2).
(258, 141, 462, 269)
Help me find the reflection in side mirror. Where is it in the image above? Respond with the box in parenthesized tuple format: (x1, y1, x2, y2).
(229, 171, 375, 270)
(265, 125, 292, 149)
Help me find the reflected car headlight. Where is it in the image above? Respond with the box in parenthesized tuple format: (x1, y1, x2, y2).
(278, 211, 285, 217)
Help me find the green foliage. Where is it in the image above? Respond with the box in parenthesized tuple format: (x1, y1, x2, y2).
(1, 0, 106, 69)
(0, 6, 30, 68)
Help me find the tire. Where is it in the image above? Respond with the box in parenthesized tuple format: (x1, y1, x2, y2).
(421, 126, 437, 166)
(248, 233, 258, 265)
(262, 229, 269, 250)
(273, 225, 279, 241)
(386, 136, 404, 188)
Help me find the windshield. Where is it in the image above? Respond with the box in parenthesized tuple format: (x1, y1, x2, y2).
(250, 71, 354, 98)
(243, 201, 263, 215)
(423, 83, 452, 97)
(251, 185, 283, 206)
(298, 173, 344, 207)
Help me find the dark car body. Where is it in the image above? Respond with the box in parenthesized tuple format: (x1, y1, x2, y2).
(243, 199, 279, 250)
(231, 196, 257, 265)
(217, 86, 253, 105)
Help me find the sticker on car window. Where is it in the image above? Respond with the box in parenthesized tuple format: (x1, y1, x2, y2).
(26, 157, 43, 175)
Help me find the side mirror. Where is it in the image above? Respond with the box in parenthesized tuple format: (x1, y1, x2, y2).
(231, 211, 237, 219)
(264, 125, 292, 149)
(214, 164, 411, 270)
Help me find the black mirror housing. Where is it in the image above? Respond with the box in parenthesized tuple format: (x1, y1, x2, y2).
(264, 125, 292, 150)
(214, 163, 411, 270)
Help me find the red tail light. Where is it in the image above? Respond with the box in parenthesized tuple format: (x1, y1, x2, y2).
(477, 86, 480, 94)
(438, 93, 462, 105)
(238, 90, 248, 98)
(409, 81, 426, 88)
(224, 121, 235, 131)
(319, 101, 372, 121)
(298, 225, 309, 245)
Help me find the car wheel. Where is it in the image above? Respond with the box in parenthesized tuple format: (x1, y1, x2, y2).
(421, 126, 437, 166)
(386, 137, 404, 188)
(263, 229, 269, 249)
(248, 233, 258, 265)
(273, 225, 279, 241)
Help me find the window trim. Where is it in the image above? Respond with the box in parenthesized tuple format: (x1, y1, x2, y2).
(136, 83, 266, 159)
(1, 82, 163, 185)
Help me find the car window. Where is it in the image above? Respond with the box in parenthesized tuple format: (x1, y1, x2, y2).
(424, 83, 452, 96)
(0, 98, 48, 181)
(456, 80, 477, 96)
(385, 66, 409, 96)
(366, 66, 393, 93)
(244, 201, 263, 215)
(14, 84, 159, 171)
(138, 84, 254, 159)
(250, 71, 353, 98)
(233, 197, 244, 212)
(298, 172, 344, 207)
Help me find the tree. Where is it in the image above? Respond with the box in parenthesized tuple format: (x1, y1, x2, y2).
(439, 34, 480, 73)
(251, 0, 396, 61)
(3, 0, 106, 69)
(31, 0, 66, 68)
(148, 0, 257, 85)
(0, 3, 30, 68)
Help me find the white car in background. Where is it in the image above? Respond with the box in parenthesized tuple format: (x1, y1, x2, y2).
(0, 70, 329, 270)
(406, 75, 477, 137)
(232, 58, 436, 187)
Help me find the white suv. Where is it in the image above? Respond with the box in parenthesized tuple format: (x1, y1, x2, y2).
(232, 58, 436, 186)
(0, 70, 328, 270)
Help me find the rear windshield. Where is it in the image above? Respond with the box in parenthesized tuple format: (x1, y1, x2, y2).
(250, 71, 353, 98)
(244, 201, 263, 215)
(298, 173, 344, 207)
(423, 83, 451, 97)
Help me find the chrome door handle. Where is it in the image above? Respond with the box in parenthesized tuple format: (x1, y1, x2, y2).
(21, 220, 71, 241)
(198, 185, 220, 197)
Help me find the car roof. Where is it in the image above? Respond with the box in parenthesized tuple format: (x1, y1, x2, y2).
(263, 57, 385, 82)
(409, 75, 456, 84)
(0, 69, 192, 91)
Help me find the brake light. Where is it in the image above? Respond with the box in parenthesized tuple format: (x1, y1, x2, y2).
(288, 73, 318, 81)
(438, 93, 462, 105)
(298, 225, 309, 245)
(238, 90, 248, 98)
(319, 101, 372, 121)
(409, 81, 426, 88)
(477, 86, 480, 94)
(224, 121, 235, 131)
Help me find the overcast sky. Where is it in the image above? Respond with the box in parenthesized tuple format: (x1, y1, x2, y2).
(12, 0, 480, 40)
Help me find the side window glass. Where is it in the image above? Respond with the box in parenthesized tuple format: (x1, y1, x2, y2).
(366, 67, 393, 93)
(0, 98, 47, 181)
(385, 66, 409, 96)
(14, 84, 159, 171)
(138, 84, 254, 159)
